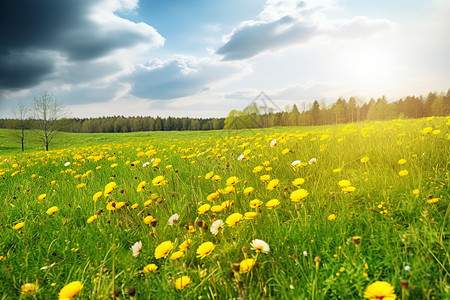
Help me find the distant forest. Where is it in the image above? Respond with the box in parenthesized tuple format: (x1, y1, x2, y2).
(1, 89, 449, 133)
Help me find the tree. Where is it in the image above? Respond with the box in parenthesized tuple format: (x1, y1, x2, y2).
(32, 91, 65, 151)
(310, 100, 320, 125)
(11, 101, 29, 152)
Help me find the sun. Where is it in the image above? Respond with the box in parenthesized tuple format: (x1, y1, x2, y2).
(336, 42, 398, 90)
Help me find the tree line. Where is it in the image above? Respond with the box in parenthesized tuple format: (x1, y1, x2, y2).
(224, 89, 450, 129)
(0, 89, 448, 151)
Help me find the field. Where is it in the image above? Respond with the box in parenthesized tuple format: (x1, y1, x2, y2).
(0, 117, 449, 299)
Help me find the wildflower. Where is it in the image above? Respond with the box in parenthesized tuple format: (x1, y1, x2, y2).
(270, 139, 277, 147)
(361, 156, 370, 163)
(144, 199, 152, 207)
(170, 251, 185, 260)
(211, 205, 224, 213)
(327, 214, 336, 221)
(168, 213, 179, 226)
(131, 241, 142, 257)
(267, 179, 279, 190)
(338, 180, 351, 187)
(155, 241, 174, 259)
(178, 239, 192, 251)
(103, 182, 117, 196)
(363, 281, 396, 300)
(188, 225, 196, 233)
(12, 222, 24, 230)
(226, 213, 243, 226)
(404, 265, 411, 271)
(198, 204, 211, 214)
(412, 189, 419, 195)
(266, 199, 280, 208)
(342, 186, 356, 193)
(87, 215, 97, 223)
(309, 158, 317, 165)
(131, 203, 139, 209)
(137, 181, 146, 192)
(249, 199, 263, 208)
(398, 159, 406, 165)
(260, 174, 270, 182)
(210, 220, 224, 235)
(64, 162, 71, 167)
(291, 160, 301, 167)
(59, 281, 83, 299)
(38, 194, 46, 201)
(250, 239, 270, 253)
(427, 198, 440, 204)
(398, 170, 408, 176)
(152, 175, 167, 186)
(205, 171, 214, 179)
(221, 200, 233, 208)
(252, 166, 263, 173)
(143, 215, 154, 224)
(421, 127, 433, 134)
(292, 178, 305, 187)
(239, 258, 256, 273)
(333, 168, 341, 173)
(143, 264, 158, 273)
(212, 175, 222, 181)
(303, 251, 308, 257)
(93, 192, 102, 201)
(196, 242, 215, 259)
(115, 202, 126, 209)
(21, 283, 37, 295)
(243, 187, 254, 195)
(76, 183, 85, 189)
(226, 176, 239, 186)
(174, 276, 191, 290)
(238, 154, 245, 161)
(290, 189, 308, 202)
(207, 191, 220, 201)
(281, 148, 291, 155)
(244, 211, 257, 219)
(46, 206, 59, 215)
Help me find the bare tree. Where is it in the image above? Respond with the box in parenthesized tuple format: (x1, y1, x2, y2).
(32, 91, 65, 151)
(11, 101, 29, 152)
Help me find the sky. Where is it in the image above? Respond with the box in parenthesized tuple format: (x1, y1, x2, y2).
(0, 0, 449, 119)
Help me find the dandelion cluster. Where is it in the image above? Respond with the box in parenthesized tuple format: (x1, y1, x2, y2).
(0, 116, 448, 298)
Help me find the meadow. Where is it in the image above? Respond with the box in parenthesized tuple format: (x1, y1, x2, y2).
(0, 117, 448, 299)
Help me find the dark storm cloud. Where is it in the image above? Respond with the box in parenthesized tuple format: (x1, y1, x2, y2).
(216, 16, 316, 61)
(0, 0, 163, 90)
(0, 51, 54, 89)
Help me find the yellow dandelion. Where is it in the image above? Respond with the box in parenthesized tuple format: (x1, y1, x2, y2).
(226, 213, 243, 226)
(174, 276, 191, 290)
(290, 189, 308, 202)
(12, 222, 24, 230)
(239, 258, 256, 273)
(59, 281, 83, 299)
(196, 242, 215, 259)
(198, 204, 211, 214)
(143, 264, 158, 273)
(154, 241, 174, 259)
(292, 178, 305, 186)
(46, 206, 59, 215)
(363, 281, 396, 300)
(265, 199, 280, 208)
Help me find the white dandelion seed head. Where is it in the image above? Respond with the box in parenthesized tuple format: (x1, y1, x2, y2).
(131, 241, 142, 257)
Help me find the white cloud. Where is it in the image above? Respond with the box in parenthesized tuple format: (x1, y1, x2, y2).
(216, 0, 394, 60)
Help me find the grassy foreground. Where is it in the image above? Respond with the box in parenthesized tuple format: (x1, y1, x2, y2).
(0, 117, 449, 299)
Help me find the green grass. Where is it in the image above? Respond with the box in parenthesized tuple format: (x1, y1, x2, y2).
(0, 117, 449, 299)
